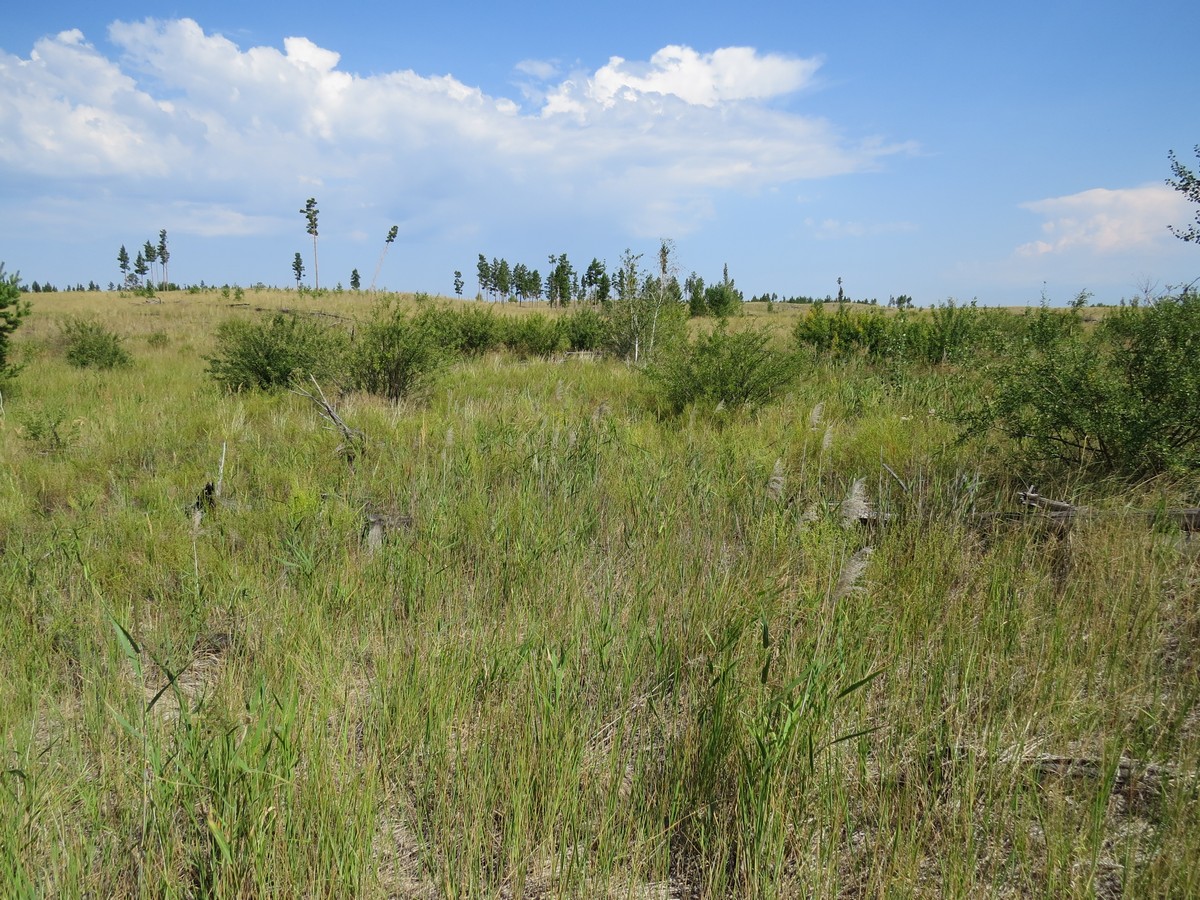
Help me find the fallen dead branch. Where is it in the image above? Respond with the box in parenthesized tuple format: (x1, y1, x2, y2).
(291, 376, 366, 465)
(1022, 753, 1188, 791)
(259, 306, 352, 321)
(1018, 489, 1200, 533)
(970, 491, 1199, 533)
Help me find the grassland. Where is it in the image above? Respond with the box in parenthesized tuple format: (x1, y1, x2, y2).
(1, 289, 1197, 897)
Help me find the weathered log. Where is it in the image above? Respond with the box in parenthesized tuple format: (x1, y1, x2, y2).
(361, 512, 414, 555)
(1018, 490, 1199, 532)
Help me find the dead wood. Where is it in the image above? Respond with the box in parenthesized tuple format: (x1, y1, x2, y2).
(1019, 489, 1199, 532)
(291, 376, 366, 465)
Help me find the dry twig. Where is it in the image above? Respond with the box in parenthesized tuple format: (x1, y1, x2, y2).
(291, 375, 366, 465)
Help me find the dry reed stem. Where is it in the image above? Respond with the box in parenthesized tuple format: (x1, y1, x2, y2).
(831, 547, 874, 603)
(840, 477, 872, 526)
(808, 402, 824, 428)
(766, 458, 785, 502)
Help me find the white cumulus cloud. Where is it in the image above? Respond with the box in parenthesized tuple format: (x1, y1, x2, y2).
(0, 28, 181, 176)
(0, 19, 909, 246)
(1017, 185, 1191, 256)
(592, 45, 819, 108)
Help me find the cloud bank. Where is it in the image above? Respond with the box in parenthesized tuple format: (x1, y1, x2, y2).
(1018, 185, 1190, 256)
(0, 19, 909, 243)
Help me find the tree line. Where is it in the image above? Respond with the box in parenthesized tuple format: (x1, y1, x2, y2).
(117, 230, 172, 292)
(463, 245, 747, 318)
(748, 292, 915, 309)
(19, 281, 101, 293)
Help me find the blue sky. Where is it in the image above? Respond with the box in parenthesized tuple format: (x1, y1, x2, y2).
(1, 1, 1197, 304)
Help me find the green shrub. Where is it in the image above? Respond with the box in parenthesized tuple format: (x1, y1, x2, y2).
(501, 313, 563, 358)
(559, 307, 608, 352)
(921, 300, 989, 364)
(454, 306, 504, 355)
(404, 304, 507, 357)
(411, 304, 467, 353)
(206, 313, 345, 391)
(349, 302, 445, 400)
(962, 292, 1200, 475)
(18, 404, 78, 452)
(61, 317, 132, 369)
(791, 301, 837, 353)
(703, 270, 743, 317)
(1093, 291, 1200, 471)
(793, 301, 1010, 367)
(791, 302, 901, 357)
(647, 323, 798, 414)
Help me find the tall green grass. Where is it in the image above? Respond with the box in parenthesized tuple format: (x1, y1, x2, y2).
(0, 291, 1196, 897)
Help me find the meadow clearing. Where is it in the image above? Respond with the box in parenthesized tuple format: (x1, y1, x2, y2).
(1, 288, 1197, 898)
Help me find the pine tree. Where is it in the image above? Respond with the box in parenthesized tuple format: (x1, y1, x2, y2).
(512, 263, 529, 303)
(476, 254, 491, 299)
(143, 241, 158, 288)
(157, 229, 170, 288)
(582, 258, 606, 304)
(300, 198, 320, 290)
(705, 263, 742, 317)
(496, 258, 512, 299)
(370, 225, 399, 291)
(0, 263, 32, 378)
(546, 254, 573, 307)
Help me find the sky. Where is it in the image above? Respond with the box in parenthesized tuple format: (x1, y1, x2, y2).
(1, 1, 1198, 305)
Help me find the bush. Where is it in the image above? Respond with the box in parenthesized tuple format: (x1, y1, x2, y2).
(501, 313, 563, 358)
(206, 313, 345, 391)
(792, 302, 902, 358)
(411, 304, 467, 353)
(61, 317, 132, 369)
(349, 302, 445, 400)
(962, 292, 1200, 475)
(559, 307, 608, 352)
(791, 301, 838, 353)
(793, 301, 1012, 367)
(920, 300, 992, 364)
(454, 306, 505, 355)
(410, 304, 504, 356)
(647, 323, 798, 414)
(1093, 291, 1200, 471)
(18, 404, 78, 452)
